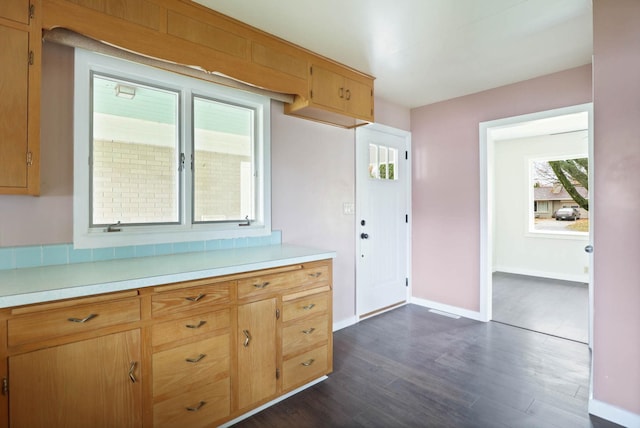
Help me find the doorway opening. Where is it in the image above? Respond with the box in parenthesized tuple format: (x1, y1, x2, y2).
(479, 104, 594, 346)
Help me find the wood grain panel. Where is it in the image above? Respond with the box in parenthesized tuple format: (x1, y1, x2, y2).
(237, 264, 329, 300)
(153, 378, 230, 428)
(152, 334, 230, 398)
(282, 344, 328, 391)
(0, 0, 29, 24)
(167, 10, 247, 59)
(151, 308, 230, 347)
(0, 25, 29, 188)
(7, 298, 140, 346)
(282, 317, 328, 358)
(252, 42, 308, 79)
(151, 282, 230, 318)
(282, 291, 329, 323)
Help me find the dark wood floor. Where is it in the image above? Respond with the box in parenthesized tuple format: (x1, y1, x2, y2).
(232, 304, 620, 428)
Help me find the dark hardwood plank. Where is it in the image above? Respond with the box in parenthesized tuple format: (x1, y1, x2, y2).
(231, 305, 621, 428)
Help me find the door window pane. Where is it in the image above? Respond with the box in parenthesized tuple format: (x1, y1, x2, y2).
(91, 74, 179, 226)
(193, 97, 255, 222)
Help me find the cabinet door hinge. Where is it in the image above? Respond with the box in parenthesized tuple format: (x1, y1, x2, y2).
(276, 368, 280, 379)
(26, 151, 33, 166)
(28, 51, 34, 66)
(2, 378, 7, 395)
(29, 4, 35, 19)
(310, 89, 313, 99)
(276, 308, 280, 320)
(309, 66, 313, 76)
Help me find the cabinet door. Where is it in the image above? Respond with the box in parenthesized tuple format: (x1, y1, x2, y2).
(237, 298, 277, 409)
(0, 0, 29, 24)
(0, 24, 29, 189)
(345, 77, 373, 120)
(310, 65, 345, 112)
(9, 330, 142, 428)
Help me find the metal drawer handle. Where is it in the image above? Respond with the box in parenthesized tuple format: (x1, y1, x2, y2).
(186, 401, 206, 412)
(185, 293, 205, 302)
(243, 329, 251, 347)
(302, 303, 316, 311)
(253, 282, 270, 289)
(186, 354, 206, 363)
(68, 313, 98, 323)
(301, 359, 315, 367)
(302, 328, 316, 335)
(308, 272, 322, 278)
(186, 320, 206, 329)
(128, 361, 137, 383)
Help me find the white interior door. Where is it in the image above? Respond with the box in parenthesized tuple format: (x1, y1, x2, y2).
(356, 124, 410, 318)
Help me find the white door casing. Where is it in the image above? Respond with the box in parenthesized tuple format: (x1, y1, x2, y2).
(355, 124, 411, 318)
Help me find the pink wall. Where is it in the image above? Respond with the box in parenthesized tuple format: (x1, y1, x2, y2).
(592, 0, 640, 414)
(410, 64, 592, 310)
(0, 42, 74, 247)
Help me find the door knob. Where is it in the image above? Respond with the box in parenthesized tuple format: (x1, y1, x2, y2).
(360, 233, 369, 239)
(584, 245, 594, 253)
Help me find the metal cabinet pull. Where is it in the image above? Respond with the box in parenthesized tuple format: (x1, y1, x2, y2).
(308, 272, 322, 278)
(243, 329, 251, 347)
(128, 361, 137, 383)
(253, 282, 270, 289)
(185, 354, 206, 363)
(302, 328, 316, 335)
(185, 293, 205, 302)
(345, 89, 352, 100)
(186, 401, 206, 412)
(68, 313, 98, 323)
(302, 303, 316, 311)
(339, 87, 344, 98)
(186, 320, 206, 329)
(301, 359, 315, 367)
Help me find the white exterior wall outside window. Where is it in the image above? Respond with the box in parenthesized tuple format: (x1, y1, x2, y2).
(74, 49, 271, 249)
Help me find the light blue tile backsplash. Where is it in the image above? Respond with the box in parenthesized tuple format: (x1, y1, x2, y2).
(0, 231, 282, 271)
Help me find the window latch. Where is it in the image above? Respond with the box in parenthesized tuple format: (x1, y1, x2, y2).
(239, 216, 251, 227)
(106, 221, 122, 232)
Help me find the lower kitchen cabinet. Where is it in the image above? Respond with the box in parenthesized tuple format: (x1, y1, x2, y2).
(0, 258, 333, 427)
(9, 329, 142, 428)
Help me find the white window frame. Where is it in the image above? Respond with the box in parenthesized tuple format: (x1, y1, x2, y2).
(73, 49, 271, 249)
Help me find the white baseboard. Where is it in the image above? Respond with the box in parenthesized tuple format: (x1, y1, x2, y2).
(589, 398, 640, 428)
(410, 297, 485, 322)
(493, 266, 588, 283)
(333, 316, 358, 332)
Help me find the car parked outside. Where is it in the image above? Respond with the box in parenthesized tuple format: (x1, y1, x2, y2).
(555, 207, 581, 221)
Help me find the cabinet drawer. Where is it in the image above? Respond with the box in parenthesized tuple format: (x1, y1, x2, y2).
(282, 291, 329, 323)
(282, 317, 329, 358)
(152, 282, 231, 317)
(7, 298, 140, 346)
(154, 377, 230, 428)
(282, 344, 329, 391)
(152, 308, 230, 347)
(153, 334, 229, 397)
(237, 264, 329, 299)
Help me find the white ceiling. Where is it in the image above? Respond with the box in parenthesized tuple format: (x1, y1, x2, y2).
(194, 0, 593, 109)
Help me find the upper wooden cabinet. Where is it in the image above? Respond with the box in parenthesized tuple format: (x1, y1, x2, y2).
(0, 0, 40, 195)
(285, 64, 374, 128)
(40, 0, 373, 127)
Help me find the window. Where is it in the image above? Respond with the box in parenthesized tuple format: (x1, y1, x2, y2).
(74, 49, 271, 248)
(530, 157, 588, 234)
(369, 144, 398, 180)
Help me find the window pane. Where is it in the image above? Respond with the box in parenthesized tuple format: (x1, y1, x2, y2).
(369, 144, 379, 179)
(388, 148, 397, 180)
(379, 146, 388, 179)
(91, 74, 179, 226)
(193, 97, 254, 222)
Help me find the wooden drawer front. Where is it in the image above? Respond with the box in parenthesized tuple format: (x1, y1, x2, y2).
(237, 264, 329, 299)
(282, 292, 329, 323)
(7, 299, 140, 347)
(154, 377, 230, 428)
(282, 344, 329, 391)
(152, 308, 230, 347)
(282, 317, 329, 358)
(152, 282, 230, 318)
(153, 334, 229, 397)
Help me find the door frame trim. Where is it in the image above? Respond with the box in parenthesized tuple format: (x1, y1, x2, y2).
(355, 123, 412, 319)
(478, 102, 594, 347)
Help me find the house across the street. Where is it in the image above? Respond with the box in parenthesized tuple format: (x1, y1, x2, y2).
(534, 184, 589, 219)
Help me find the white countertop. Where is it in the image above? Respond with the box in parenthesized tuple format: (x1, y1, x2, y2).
(0, 244, 336, 308)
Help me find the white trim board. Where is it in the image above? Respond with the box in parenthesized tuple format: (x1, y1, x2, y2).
(411, 297, 485, 322)
(589, 398, 640, 428)
(333, 316, 358, 332)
